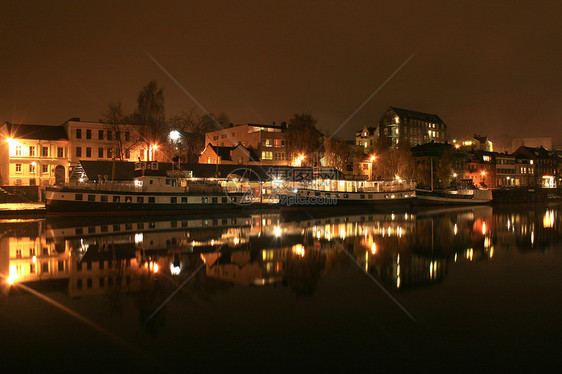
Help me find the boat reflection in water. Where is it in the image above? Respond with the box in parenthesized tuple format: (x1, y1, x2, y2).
(3, 204, 560, 299)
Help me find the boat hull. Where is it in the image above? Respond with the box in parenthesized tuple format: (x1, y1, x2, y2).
(45, 188, 248, 215)
(414, 189, 492, 206)
(278, 189, 416, 208)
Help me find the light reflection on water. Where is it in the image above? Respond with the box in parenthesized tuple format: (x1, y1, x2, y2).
(1, 204, 561, 370)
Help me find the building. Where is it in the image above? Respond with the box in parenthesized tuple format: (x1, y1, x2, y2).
(0, 122, 70, 186)
(378, 106, 447, 149)
(463, 151, 496, 188)
(355, 126, 378, 153)
(454, 134, 493, 152)
(494, 153, 517, 187)
(0, 119, 149, 187)
(204, 123, 289, 165)
(199, 143, 261, 166)
(64, 118, 147, 178)
(512, 146, 559, 188)
(511, 137, 552, 152)
(411, 142, 467, 189)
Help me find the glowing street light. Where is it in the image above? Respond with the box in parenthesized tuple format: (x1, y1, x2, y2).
(169, 130, 181, 142)
(293, 154, 305, 166)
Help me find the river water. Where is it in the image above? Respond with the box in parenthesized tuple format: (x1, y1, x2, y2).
(1, 204, 561, 371)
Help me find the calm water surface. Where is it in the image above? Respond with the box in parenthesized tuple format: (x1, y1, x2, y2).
(1, 205, 561, 371)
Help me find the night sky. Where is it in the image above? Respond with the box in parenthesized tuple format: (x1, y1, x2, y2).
(2, 0, 562, 148)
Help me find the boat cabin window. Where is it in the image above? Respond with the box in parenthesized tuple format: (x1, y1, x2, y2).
(360, 194, 365, 199)
(368, 194, 373, 199)
(137, 197, 144, 203)
(222, 197, 227, 203)
(113, 196, 120, 203)
(212, 197, 218, 203)
(88, 227, 95, 234)
(231, 197, 237, 203)
(344, 194, 349, 198)
(100, 195, 108, 202)
(137, 223, 144, 229)
(75, 193, 83, 201)
(315, 192, 321, 196)
(202, 197, 208, 203)
(181, 197, 187, 203)
(125, 196, 132, 203)
(149, 179, 153, 185)
(88, 194, 95, 202)
(148, 197, 155, 204)
(171, 197, 177, 204)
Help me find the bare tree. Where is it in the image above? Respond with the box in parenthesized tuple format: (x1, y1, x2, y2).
(102, 101, 140, 161)
(169, 109, 230, 163)
(323, 134, 349, 171)
(286, 113, 323, 165)
(133, 81, 167, 148)
(372, 141, 415, 180)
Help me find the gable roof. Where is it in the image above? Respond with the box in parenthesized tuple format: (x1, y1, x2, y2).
(2, 123, 68, 141)
(389, 107, 444, 124)
(205, 143, 261, 162)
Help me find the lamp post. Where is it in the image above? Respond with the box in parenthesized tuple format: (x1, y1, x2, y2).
(369, 155, 376, 181)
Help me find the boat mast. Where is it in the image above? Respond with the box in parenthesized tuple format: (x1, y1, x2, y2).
(430, 157, 434, 191)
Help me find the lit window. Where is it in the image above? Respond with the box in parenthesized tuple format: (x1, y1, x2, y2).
(15, 145, 22, 156)
(42, 147, 48, 157)
(29, 146, 35, 156)
(261, 151, 273, 160)
(15, 164, 22, 173)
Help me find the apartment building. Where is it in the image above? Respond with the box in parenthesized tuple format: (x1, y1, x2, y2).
(204, 123, 289, 165)
(378, 107, 447, 149)
(64, 118, 147, 178)
(0, 122, 70, 186)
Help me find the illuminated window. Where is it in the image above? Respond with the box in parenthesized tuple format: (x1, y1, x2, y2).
(262, 151, 273, 160)
(29, 146, 35, 156)
(42, 147, 48, 157)
(29, 164, 35, 173)
(15, 164, 22, 173)
(15, 145, 22, 156)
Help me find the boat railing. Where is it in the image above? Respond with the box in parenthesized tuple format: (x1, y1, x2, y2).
(63, 181, 142, 192)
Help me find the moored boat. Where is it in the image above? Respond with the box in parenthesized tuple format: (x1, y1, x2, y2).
(415, 188, 492, 205)
(277, 178, 416, 208)
(45, 174, 248, 215)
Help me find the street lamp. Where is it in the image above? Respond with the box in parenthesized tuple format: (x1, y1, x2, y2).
(369, 155, 376, 180)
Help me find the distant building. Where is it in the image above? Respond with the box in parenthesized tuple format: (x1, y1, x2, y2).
(378, 106, 447, 149)
(512, 146, 559, 188)
(204, 123, 289, 165)
(454, 134, 493, 152)
(511, 137, 552, 152)
(354, 126, 378, 153)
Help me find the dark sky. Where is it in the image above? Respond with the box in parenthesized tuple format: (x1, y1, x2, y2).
(2, 0, 562, 148)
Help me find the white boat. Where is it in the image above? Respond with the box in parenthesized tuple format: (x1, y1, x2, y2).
(45, 173, 247, 215)
(278, 178, 416, 207)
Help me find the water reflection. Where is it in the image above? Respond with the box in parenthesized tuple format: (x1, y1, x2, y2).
(2, 205, 560, 299)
